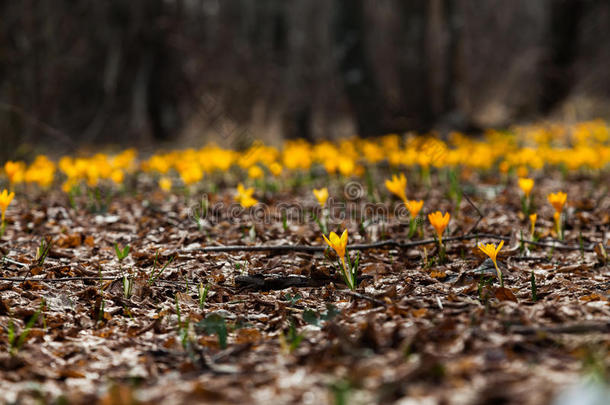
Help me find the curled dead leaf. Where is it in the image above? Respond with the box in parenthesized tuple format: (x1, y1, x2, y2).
(494, 287, 518, 302)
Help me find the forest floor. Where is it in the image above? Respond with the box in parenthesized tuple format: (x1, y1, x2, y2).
(0, 172, 609, 405)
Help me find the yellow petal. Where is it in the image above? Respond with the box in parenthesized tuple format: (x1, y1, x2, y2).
(328, 231, 340, 246)
(340, 229, 348, 247)
(322, 234, 332, 248)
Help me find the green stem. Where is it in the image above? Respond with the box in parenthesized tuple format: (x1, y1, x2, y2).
(340, 257, 352, 290)
(408, 218, 417, 239)
(494, 262, 503, 287)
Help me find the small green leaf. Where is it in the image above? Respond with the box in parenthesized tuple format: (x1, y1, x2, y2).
(303, 309, 319, 326)
(321, 304, 340, 321)
(284, 293, 301, 306)
(115, 243, 130, 261)
(199, 313, 228, 349)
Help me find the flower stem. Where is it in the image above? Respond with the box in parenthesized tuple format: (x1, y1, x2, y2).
(340, 257, 352, 290)
(494, 262, 503, 287)
(408, 218, 417, 238)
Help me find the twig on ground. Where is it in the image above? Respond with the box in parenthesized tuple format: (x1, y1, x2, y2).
(2, 256, 29, 268)
(340, 290, 386, 306)
(463, 192, 484, 234)
(195, 234, 605, 253)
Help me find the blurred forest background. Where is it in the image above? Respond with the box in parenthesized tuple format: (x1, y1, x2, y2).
(1, 0, 610, 160)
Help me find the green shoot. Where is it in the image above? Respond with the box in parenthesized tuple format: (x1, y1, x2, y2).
(303, 304, 340, 326)
(279, 318, 303, 353)
(199, 313, 228, 349)
(335, 249, 360, 291)
(330, 379, 351, 405)
(530, 271, 537, 302)
(147, 252, 174, 285)
(8, 308, 40, 355)
(36, 238, 51, 267)
(198, 282, 210, 310)
(123, 275, 133, 299)
(114, 243, 130, 262)
(282, 211, 288, 231)
(448, 169, 462, 211)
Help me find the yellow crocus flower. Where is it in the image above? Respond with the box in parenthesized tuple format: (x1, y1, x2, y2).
(322, 229, 348, 269)
(248, 165, 264, 179)
(159, 177, 172, 192)
(4, 161, 25, 185)
(428, 211, 450, 245)
(529, 213, 537, 236)
(385, 173, 407, 203)
(406, 200, 423, 218)
(110, 169, 124, 185)
(235, 183, 258, 208)
(313, 187, 329, 208)
(547, 191, 567, 214)
(518, 178, 534, 198)
(269, 162, 283, 177)
(478, 240, 504, 282)
(0, 189, 15, 223)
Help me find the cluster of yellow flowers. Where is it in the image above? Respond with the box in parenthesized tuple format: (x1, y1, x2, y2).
(3, 156, 56, 189)
(2, 150, 136, 192)
(58, 149, 136, 192)
(1, 120, 609, 191)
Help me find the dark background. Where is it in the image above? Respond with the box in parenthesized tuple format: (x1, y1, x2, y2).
(1, 0, 609, 160)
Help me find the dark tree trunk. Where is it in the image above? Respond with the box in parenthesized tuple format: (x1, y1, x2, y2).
(332, 0, 385, 136)
(540, 0, 585, 113)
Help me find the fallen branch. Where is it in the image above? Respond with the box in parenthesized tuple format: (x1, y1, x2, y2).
(235, 274, 326, 290)
(196, 233, 604, 253)
(0, 276, 117, 282)
(234, 273, 374, 291)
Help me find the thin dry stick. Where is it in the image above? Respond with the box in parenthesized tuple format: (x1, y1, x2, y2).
(1, 233, 605, 273)
(0, 276, 117, 282)
(463, 192, 484, 234)
(196, 233, 603, 253)
(2, 257, 28, 268)
(341, 290, 386, 306)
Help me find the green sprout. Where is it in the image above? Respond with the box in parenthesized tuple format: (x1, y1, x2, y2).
(147, 251, 174, 286)
(7, 304, 42, 355)
(114, 243, 130, 262)
(198, 282, 210, 310)
(530, 271, 537, 302)
(198, 313, 228, 349)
